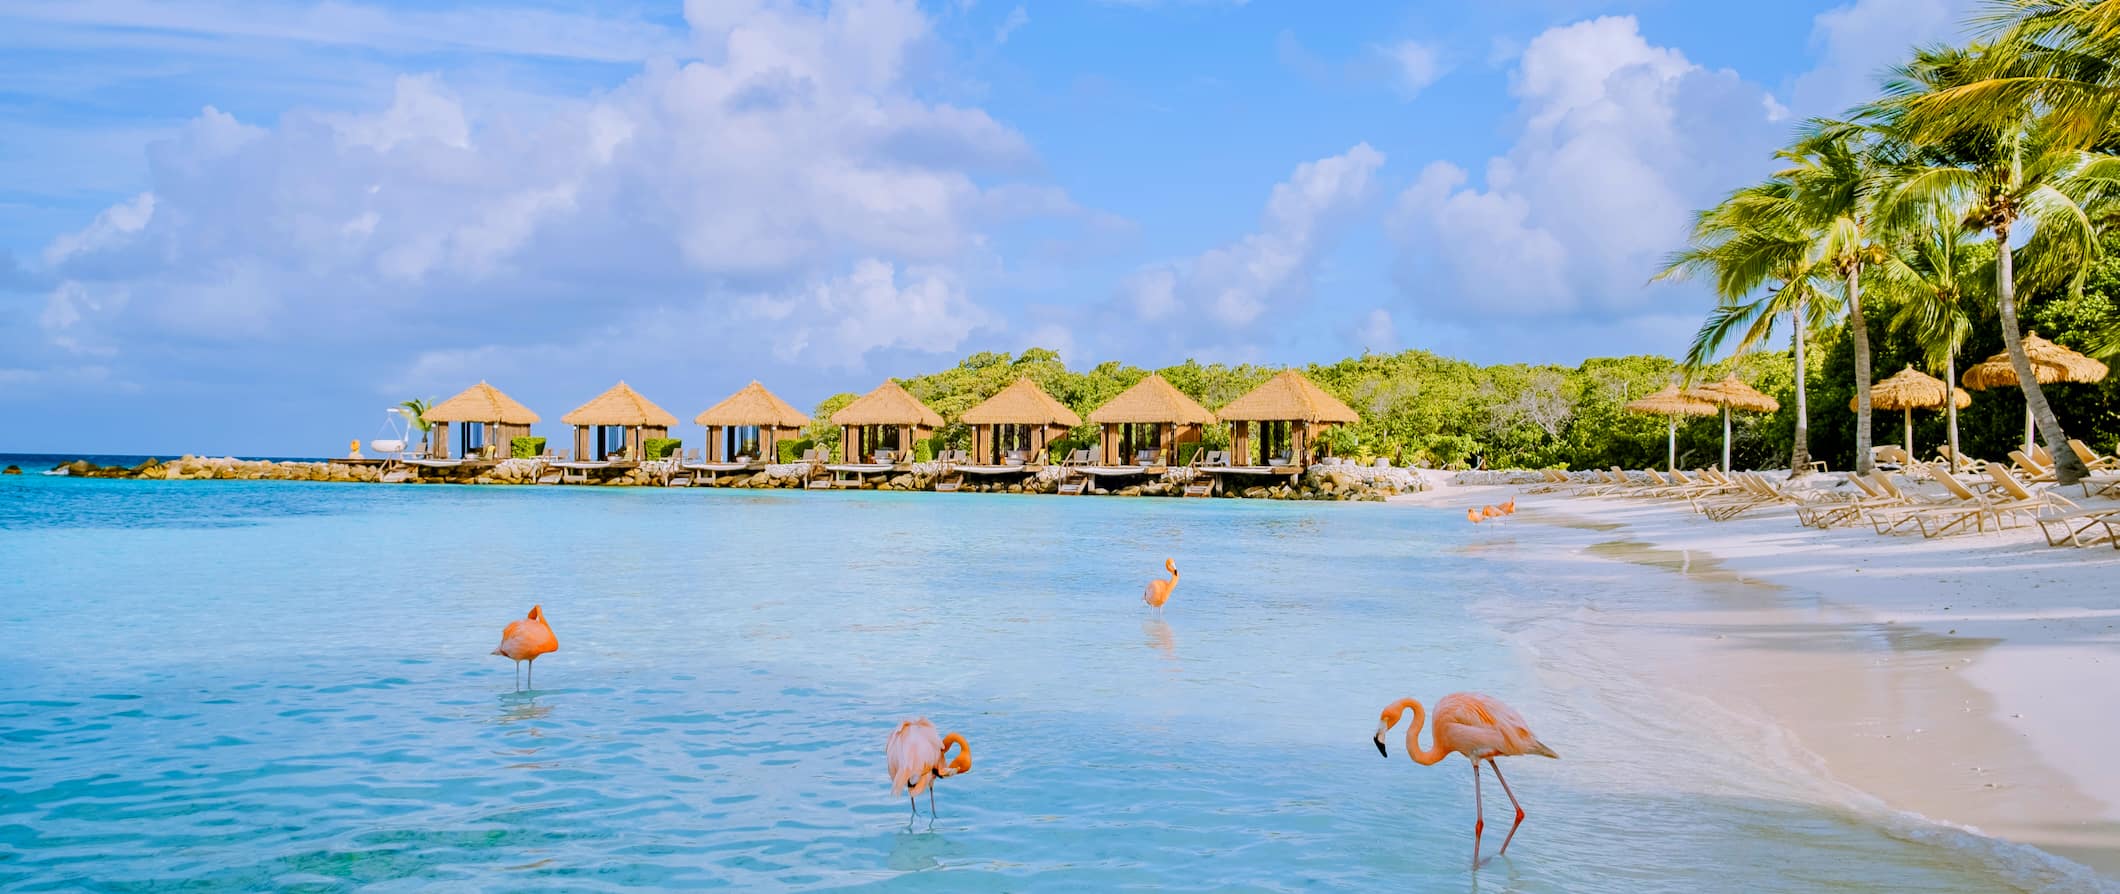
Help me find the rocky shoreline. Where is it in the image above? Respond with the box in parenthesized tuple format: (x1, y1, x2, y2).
(26, 456, 1425, 500)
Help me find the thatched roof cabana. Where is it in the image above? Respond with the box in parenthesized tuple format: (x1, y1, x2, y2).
(960, 378, 1081, 466)
(829, 380, 943, 463)
(563, 381, 679, 462)
(1214, 370, 1357, 469)
(1085, 374, 1214, 467)
(423, 381, 540, 460)
(694, 381, 809, 463)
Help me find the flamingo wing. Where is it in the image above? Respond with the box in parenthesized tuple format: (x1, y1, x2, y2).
(1434, 693, 1557, 759)
(886, 719, 944, 794)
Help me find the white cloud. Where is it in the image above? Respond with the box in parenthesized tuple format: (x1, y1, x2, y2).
(995, 4, 1028, 43)
(745, 259, 990, 367)
(1123, 143, 1383, 331)
(26, 0, 1069, 382)
(1789, 0, 1974, 117)
(42, 193, 154, 268)
(1351, 308, 1399, 353)
(1385, 40, 1445, 97)
(1387, 16, 1782, 337)
(0, 0, 686, 63)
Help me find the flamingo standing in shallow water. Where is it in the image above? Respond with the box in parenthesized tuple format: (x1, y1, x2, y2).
(1500, 497, 1516, 515)
(1374, 693, 1558, 869)
(1143, 558, 1179, 613)
(1466, 507, 1485, 524)
(492, 605, 558, 690)
(886, 718, 972, 819)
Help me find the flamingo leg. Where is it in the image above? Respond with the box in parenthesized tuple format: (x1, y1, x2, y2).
(1471, 760, 1486, 870)
(526, 659, 533, 690)
(512, 661, 520, 690)
(1488, 759, 1527, 857)
(928, 784, 937, 819)
(907, 796, 917, 822)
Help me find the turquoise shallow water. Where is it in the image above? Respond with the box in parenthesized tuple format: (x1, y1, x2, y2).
(0, 477, 2099, 891)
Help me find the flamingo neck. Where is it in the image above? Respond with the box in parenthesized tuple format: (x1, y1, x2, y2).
(1392, 698, 1451, 766)
(939, 732, 972, 776)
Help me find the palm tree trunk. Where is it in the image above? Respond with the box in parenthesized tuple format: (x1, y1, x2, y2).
(1848, 267, 1874, 475)
(1789, 302, 1811, 477)
(1995, 228, 2088, 483)
(1945, 351, 1960, 471)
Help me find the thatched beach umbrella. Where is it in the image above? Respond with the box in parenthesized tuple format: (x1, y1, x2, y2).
(1960, 332, 2109, 453)
(1690, 374, 1779, 472)
(1625, 385, 1718, 472)
(1849, 366, 1969, 461)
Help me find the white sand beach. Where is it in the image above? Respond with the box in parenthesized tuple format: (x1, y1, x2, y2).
(1401, 475, 2120, 878)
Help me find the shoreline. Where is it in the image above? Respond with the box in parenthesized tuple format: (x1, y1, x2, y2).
(1399, 478, 2120, 880)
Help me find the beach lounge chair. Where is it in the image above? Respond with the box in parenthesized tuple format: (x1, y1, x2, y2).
(2007, 450, 2058, 484)
(1898, 466, 2052, 538)
(1796, 473, 1891, 528)
(1935, 445, 1987, 473)
(1858, 472, 1960, 535)
(2068, 439, 2120, 473)
(1978, 466, 2106, 546)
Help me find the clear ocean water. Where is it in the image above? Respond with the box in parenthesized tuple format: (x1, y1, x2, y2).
(0, 472, 2103, 892)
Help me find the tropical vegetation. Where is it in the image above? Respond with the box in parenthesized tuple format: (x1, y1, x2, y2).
(1668, 1, 2120, 484)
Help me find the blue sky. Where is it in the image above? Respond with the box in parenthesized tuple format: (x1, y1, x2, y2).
(0, 0, 1976, 455)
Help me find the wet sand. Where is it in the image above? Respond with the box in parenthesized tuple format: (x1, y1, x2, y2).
(1399, 480, 2120, 879)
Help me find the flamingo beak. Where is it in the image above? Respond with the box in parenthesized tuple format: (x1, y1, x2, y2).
(1373, 733, 1388, 758)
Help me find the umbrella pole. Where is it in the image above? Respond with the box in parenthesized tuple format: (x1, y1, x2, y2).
(2024, 404, 2035, 455)
(1667, 416, 1678, 473)
(1904, 409, 1913, 457)
(1721, 407, 1732, 472)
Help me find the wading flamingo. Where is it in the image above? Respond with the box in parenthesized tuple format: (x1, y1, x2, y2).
(1481, 504, 1504, 519)
(492, 605, 558, 690)
(886, 718, 973, 819)
(1465, 507, 1484, 524)
(1143, 558, 1179, 613)
(1374, 693, 1558, 869)
(1500, 497, 1517, 515)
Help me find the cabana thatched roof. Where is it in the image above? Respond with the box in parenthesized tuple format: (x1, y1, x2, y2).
(1215, 369, 1359, 423)
(1961, 332, 2109, 390)
(562, 381, 679, 428)
(960, 378, 1082, 427)
(830, 380, 944, 428)
(1853, 366, 1970, 412)
(695, 381, 809, 429)
(424, 381, 540, 425)
(1624, 385, 1717, 417)
(1088, 374, 1216, 425)
(1691, 374, 1780, 413)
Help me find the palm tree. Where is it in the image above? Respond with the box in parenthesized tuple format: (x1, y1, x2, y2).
(400, 398, 435, 454)
(1876, 210, 1993, 468)
(1880, 50, 2120, 484)
(1656, 181, 1837, 475)
(1895, 4, 2120, 150)
(1780, 128, 1893, 474)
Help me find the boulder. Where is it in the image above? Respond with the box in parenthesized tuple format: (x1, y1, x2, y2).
(1116, 485, 1143, 497)
(1, 465, 19, 475)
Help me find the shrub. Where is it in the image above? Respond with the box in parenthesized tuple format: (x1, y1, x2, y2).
(1176, 442, 1203, 466)
(779, 438, 814, 463)
(511, 436, 547, 459)
(913, 440, 935, 463)
(642, 437, 682, 460)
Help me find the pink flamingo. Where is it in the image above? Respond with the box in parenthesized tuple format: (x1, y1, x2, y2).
(886, 718, 972, 819)
(1142, 558, 1179, 613)
(492, 605, 558, 690)
(1374, 693, 1559, 868)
